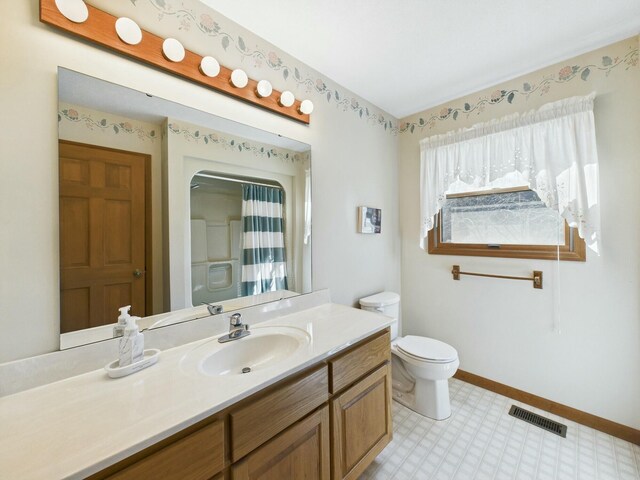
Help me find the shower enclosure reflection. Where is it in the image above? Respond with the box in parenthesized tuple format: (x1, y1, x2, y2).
(190, 172, 307, 307)
(190, 175, 245, 305)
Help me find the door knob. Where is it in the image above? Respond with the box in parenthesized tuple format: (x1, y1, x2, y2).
(133, 269, 145, 278)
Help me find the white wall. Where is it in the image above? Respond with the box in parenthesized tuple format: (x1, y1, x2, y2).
(398, 37, 640, 429)
(0, 0, 399, 363)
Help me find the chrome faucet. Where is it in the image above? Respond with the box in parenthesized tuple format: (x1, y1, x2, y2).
(202, 302, 223, 315)
(218, 312, 251, 343)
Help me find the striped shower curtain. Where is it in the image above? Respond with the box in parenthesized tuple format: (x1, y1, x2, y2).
(240, 184, 288, 296)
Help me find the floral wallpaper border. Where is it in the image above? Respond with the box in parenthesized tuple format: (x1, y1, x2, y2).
(58, 107, 308, 162)
(168, 122, 310, 163)
(120, 1, 637, 137)
(58, 107, 159, 141)
(399, 45, 639, 135)
(130, 0, 397, 133)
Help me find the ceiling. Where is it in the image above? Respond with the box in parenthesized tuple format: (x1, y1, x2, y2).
(201, 0, 640, 118)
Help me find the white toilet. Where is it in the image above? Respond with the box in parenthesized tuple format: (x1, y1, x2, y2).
(359, 291, 459, 420)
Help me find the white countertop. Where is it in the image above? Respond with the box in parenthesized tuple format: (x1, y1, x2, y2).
(0, 303, 392, 479)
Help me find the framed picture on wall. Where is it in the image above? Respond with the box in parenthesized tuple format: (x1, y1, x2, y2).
(358, 206, 382, 234)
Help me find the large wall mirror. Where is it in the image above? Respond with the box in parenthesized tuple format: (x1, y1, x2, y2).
(58, 68, 311, 349)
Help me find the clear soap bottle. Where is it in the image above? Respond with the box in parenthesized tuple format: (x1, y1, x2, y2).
(119, 316, 144, 367)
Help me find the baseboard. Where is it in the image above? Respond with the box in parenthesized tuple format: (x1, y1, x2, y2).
(454, 370, 640, 446)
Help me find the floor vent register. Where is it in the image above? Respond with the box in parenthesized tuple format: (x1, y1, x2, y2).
(508, 405, 568, 438)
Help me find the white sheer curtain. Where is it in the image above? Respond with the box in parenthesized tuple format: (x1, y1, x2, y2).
(420, 93, 600, 253)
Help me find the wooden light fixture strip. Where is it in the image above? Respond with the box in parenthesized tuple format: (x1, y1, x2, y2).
(40, 0, 310, 124)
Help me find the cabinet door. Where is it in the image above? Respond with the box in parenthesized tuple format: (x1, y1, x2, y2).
(331, 363, 392, 480)
(232, 406, 330, 480)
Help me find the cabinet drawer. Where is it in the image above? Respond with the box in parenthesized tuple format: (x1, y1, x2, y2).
(230, 364, 329, 461)
(232, 405, 331, 480)
(329, 329, 390, 393)
(107, 419, 225, 480)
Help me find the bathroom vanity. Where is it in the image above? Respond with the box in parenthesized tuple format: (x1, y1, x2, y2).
(0, 299, 393, 479)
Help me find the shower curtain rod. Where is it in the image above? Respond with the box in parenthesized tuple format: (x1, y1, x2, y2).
(193, 172, 283, 189)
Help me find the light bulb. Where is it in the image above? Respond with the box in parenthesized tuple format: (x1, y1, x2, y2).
(162, 38, 185, 62)
(256, 80, 273, 98)
(55, 0, 89, 23)
(299, 99, 314, 115)
(279, 91, 295, 108)
(200, 56, 220, 78)
(115, 17, 142, 45)
(230, 69, 249, 88)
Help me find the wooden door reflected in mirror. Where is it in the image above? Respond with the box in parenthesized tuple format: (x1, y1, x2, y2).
(59, 140, 151, 333)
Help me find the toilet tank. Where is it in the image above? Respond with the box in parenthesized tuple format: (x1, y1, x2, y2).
(359, 291, 400, 340)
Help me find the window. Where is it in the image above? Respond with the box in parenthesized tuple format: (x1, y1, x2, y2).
(419, 94, 600, 255)
(427, 187, 586, 261)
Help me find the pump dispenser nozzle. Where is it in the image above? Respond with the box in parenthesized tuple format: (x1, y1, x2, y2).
(118, 305, 131, 320)
(114, 305, 132, 337)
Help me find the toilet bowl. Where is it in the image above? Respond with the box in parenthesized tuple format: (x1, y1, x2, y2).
(391, 336, 459, 419)
(359, 292, 459, 420)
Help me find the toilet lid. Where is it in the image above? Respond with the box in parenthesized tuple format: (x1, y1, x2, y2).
(396, 336, 458, 362)
(359, 291, 400, 308)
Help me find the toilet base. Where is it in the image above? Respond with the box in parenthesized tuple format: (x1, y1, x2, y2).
(414, 378, 451, 420)
(392, 379, 452, 421)
(391, 355, 453, 421)
(391, 386, 415, 410)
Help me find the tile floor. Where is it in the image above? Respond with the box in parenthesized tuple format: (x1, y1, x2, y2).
(362, 378, 640, 480)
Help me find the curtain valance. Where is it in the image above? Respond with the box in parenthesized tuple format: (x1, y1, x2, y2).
(419, 93, 600, 253)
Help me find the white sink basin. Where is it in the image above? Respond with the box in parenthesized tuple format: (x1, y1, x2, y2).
(181, 326, 311, 377)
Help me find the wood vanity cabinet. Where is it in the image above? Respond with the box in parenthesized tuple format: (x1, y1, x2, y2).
(328, 330, 391, 394)
(330, 364, 393, 480)
(94, 328, 391, 480)
(232, 405, 331, 480)
(328, 330, 392, 480)
(230, 365, 329, 462)
(101, 418, 226, 480)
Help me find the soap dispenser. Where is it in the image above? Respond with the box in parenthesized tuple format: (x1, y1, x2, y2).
(114, 305, 131, 337)
(106, 315, 159, 378)
(119, 316, 144, 367)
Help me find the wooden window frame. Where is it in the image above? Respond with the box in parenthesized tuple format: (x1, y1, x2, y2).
(426, 188, 586, 262)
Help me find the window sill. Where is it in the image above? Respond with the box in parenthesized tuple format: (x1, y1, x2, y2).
(426, 230, 586, 262)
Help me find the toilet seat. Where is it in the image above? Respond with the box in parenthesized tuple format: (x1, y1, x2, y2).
(396, 336, 458, 364)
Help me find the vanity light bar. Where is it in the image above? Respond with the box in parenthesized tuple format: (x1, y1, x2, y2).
(41, 0, 312, 124)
